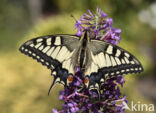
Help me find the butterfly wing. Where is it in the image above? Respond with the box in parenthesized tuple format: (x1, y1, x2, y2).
(19, 35, 80, 94)
(85, 39, 143, 89)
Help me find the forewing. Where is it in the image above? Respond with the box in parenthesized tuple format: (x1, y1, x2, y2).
(19, 35, 80, 93)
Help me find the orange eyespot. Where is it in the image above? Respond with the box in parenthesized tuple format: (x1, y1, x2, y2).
(68, 75, 73, 82)
(84, 78, 89, 83)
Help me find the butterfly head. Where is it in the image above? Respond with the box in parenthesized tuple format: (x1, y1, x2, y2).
(80, 30, 90, 42)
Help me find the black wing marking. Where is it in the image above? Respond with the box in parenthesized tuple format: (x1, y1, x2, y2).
(19, 35, 80, 94)
(85, 39, 143, 90)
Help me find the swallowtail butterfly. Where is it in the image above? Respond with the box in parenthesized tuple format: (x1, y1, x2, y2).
(19, 31, 143, 94)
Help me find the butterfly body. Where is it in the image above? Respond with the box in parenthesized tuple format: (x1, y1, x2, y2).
(19, 31, 143, 93)
(78, 31, 89, 70)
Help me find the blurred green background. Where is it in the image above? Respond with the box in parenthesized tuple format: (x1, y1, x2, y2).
(0, 0, 156, 113)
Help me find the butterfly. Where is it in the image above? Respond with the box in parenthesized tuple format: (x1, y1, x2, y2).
(19, 30, 143, 94)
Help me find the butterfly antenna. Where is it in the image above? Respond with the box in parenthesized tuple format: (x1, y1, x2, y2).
(71, 14, 77, 21)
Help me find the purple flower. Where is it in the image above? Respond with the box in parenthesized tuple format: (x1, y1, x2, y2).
(88, 9, 93, 17)
(75, 28, 83, 36)
(100, 11, 107, 19)
(75, 7, 121, 45)
(106, 18, 113, 25)
(52, 109, 58, 113)
(74, 20, 81, 29)
(101, 27, 121, 45)
(52, 8, 126, 113)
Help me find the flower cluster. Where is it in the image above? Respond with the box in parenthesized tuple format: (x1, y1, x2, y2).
(75, 8, 121, 45)
(52, 8, 127, 113)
